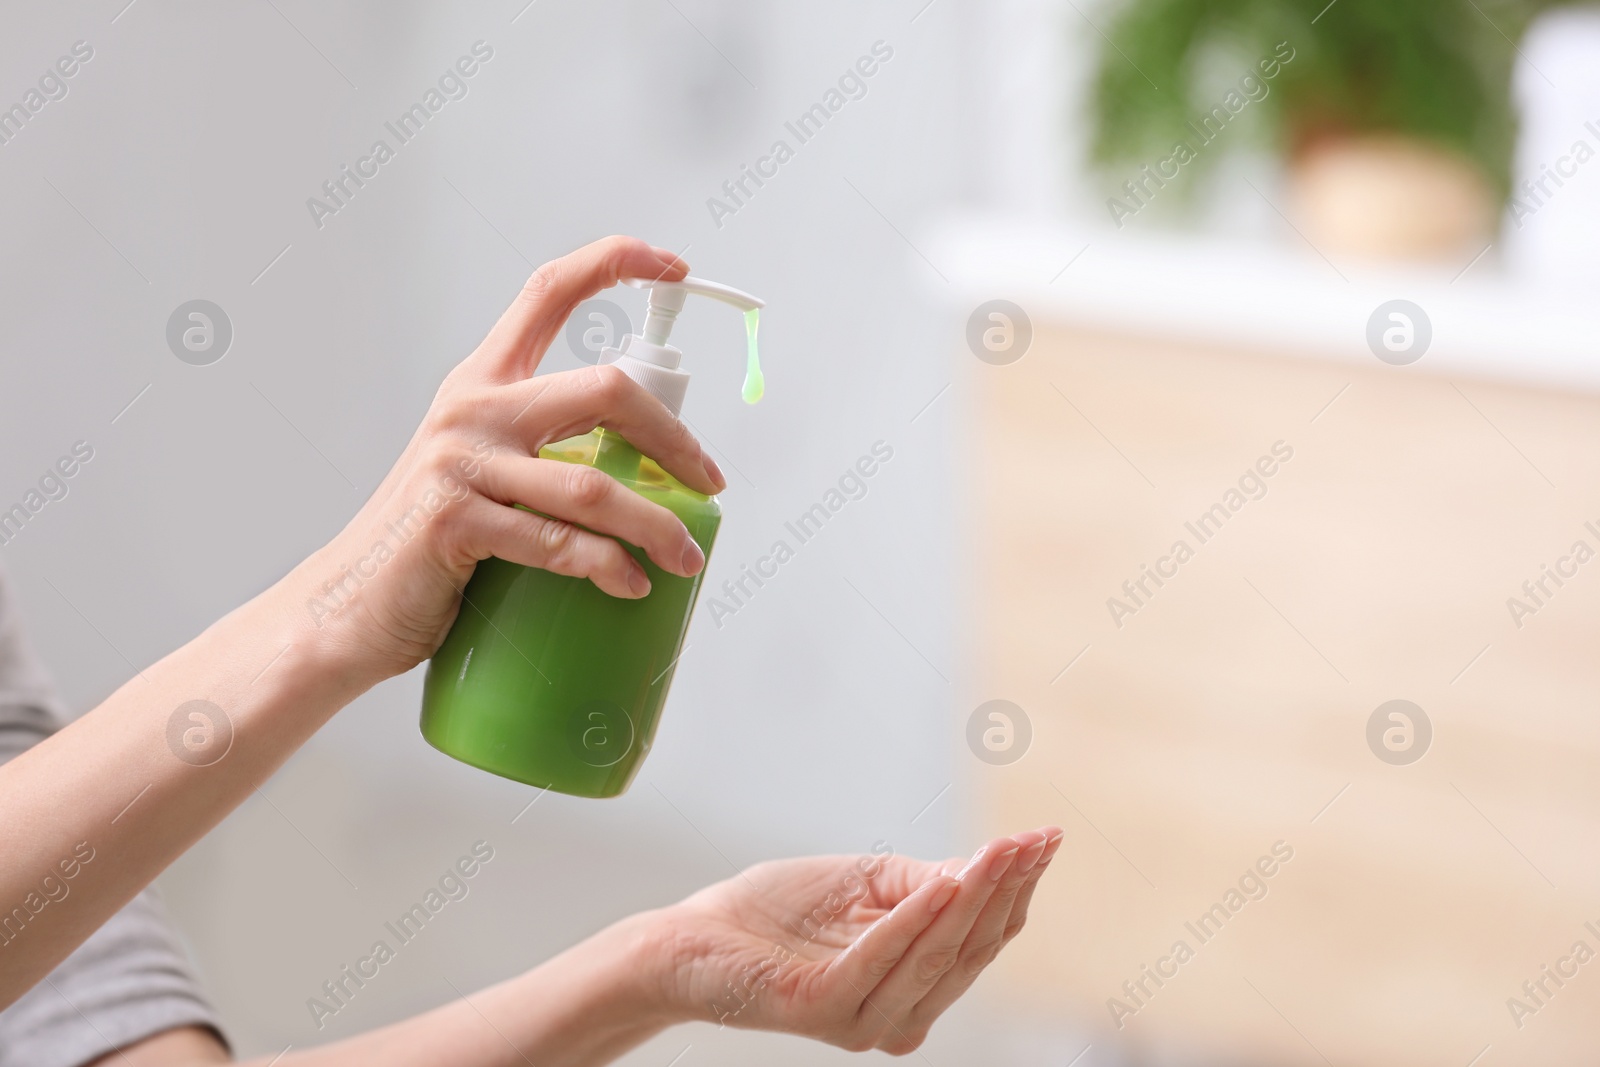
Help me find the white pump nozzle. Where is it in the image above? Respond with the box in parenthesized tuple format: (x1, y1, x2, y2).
(625, 276, 765, 346)
(606, 276, 765, 417)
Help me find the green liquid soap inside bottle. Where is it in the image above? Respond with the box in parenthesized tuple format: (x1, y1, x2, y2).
(420, 275, 765, 798)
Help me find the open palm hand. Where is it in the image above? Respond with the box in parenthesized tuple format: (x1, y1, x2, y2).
(654, 827, 1062, 1055)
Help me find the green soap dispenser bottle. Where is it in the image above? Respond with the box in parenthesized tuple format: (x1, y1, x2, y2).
(419, 276, 764, 798)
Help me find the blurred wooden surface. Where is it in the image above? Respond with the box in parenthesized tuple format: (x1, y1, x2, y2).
(971, 322, 1600, 1065)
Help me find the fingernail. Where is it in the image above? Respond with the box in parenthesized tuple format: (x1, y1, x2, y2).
(957, 847, 989, 880)
(1016, 838, 1048, 874)
(681, 538, 705, 576)
(928, 879, 960, 913)
(702, 452, 725, 490)
(989, 846, 1020, 882)
(628, 567, 652, 597)
(1041, 830, 1065, 862)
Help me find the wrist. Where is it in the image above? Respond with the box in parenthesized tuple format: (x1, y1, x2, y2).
(586, 907, 694, 1031)
(483, 908, 688, 1064)
(261, 541, 404, 696)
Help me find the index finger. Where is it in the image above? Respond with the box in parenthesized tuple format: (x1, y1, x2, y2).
(505, 365, 725, 495)
(908, 828, 1055, 1027)
(859, 837, 1020, 1023)
(821, 872, 960, 1010)
(470, 236, 688, 382)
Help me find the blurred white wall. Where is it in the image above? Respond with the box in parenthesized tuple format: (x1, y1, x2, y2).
(0, 1, 1028, 1060)
(1507, 6, 1600, 292)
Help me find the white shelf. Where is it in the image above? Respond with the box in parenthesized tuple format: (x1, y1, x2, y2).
(928, 216, 1600, 394)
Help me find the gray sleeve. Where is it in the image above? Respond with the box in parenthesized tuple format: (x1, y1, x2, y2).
(0, 566, 228, 1067)
(0, 890, 226, 1067)
(0, 563, 66, 761)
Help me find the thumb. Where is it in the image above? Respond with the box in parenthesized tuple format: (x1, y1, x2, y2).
(858, 854, 963, 910)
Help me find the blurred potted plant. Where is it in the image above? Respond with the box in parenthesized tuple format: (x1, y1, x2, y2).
(1085, 0, 1549, 259)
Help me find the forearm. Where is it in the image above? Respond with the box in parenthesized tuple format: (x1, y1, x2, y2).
(0, 549, 371, 1007)
(0, 236, 711, 1020)
(246, 912, 679, 1067)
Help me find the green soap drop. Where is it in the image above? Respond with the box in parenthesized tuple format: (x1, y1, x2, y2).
(741, 307, 764, 404)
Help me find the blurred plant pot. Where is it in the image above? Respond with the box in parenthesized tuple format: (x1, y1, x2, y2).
(1286, 134, 1496, 262)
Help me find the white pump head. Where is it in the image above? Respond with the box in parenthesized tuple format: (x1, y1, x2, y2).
(604, 276, 765, 416)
